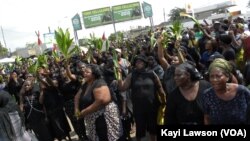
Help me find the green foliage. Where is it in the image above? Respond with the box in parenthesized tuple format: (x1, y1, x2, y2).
(55, 28, 76, 60)
(161, 30, 171, 48)
(168, 7, 186, 22)
(180, 12, 201, 28)
(37, 54, 48, 69)
(86, 47, 93, 64)
(108, 33, 116, 42)
(150, 33, 156, 48)
(52, 49, 61, 63)
(28, 61, 38, 75)
(112, 49, 120, 80)
(5, 63, 15, 73)
(169, 20, 184, 41)
(27, 54, 48, 75)
(108, 31, 124, 42)
(15, 56, 23, 66)
(0, 42, 9, 58)
(88, 33, 103, 51)
(78, 38, 89, 46)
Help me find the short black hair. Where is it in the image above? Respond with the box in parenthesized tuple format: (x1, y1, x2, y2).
(86, 64, 103, 79)
(219, 34, 232, 45)
(177, 62, 202, 81)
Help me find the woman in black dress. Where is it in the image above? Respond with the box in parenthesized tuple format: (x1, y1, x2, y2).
(76, 64, 123, 141)
(20, 80, 53, 141)
(166, 62, 211, 124)
(118, 55, 166, 141)
(58, 61, 87, 140)
(38, 67, 72, 141)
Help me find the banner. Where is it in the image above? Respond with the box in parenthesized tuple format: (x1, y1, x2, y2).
(142, 1, 153, 18)
(82, 7, 113, 28)
(185, 2, 193, 14)
(72, 13, 82, 31)
(43, 33, 55, 48)
(112, 2, 142, 23)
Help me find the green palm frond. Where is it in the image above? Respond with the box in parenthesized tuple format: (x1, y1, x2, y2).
(112, 49, 120, 80)
(37, 54, 48, 69)
(150, 33, 156, 48)
(28, 61, 38, 75)
(55, 28, 75, 60)
(87, 33, 104, 52)
(161, 30, 171, 48)
(86, 47, 93, 63)
(15, 56, 23, 66)
(105, 39, 110, 51)
(170, 20, 183, 41)
(7, 63, 15, 72)
(180, 12, 201, 28)
(52, 50, 61, 63)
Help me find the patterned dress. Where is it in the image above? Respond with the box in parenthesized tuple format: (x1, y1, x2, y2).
(202, 85, 250, 124)
(80, 79, 123, 141)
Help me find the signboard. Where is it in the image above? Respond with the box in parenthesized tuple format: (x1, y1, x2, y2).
(112, 2, 142, 23)
(82, 7, 113, 28)
(142, 2, 153, 18)
(185, 2, 193, 14)
(72, 14, 82, 31)
(43, 33, 55, 48)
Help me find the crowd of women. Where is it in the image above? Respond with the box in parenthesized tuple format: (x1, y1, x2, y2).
(1, 16, 250, 141)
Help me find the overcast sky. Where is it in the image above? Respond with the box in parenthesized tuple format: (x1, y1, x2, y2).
(0, 0, 249, 52)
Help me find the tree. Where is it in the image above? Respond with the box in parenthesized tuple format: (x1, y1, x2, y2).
(78, 38, 89, 46)
(108, 33, 116, 42)
(168, 7, 186, 22)
(0, 41, 9, 58)
(108, 31, 124, 42)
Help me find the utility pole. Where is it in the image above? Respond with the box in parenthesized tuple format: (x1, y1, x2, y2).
(111, 10, 118, 41)
(1, 26, 7, 48)
(48, 27, 51, 33)
(163, 8, 166, 22)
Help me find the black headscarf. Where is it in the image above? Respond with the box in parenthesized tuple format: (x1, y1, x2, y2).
(0, 90, 25, 140)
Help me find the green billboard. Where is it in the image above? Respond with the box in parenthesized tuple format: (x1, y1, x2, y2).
(112, 2, 142, 23)
(82, 7, 113, 28)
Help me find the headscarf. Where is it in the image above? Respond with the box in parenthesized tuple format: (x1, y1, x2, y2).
(208, 58, 232, 76)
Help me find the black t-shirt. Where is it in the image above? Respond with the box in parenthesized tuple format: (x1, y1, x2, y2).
(166, 80, 211, 125)
(162, 66, 176, 95)
(58, 79, 80, 102)
(131, 70, 159, 108)
(79, 79, 107, 110)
